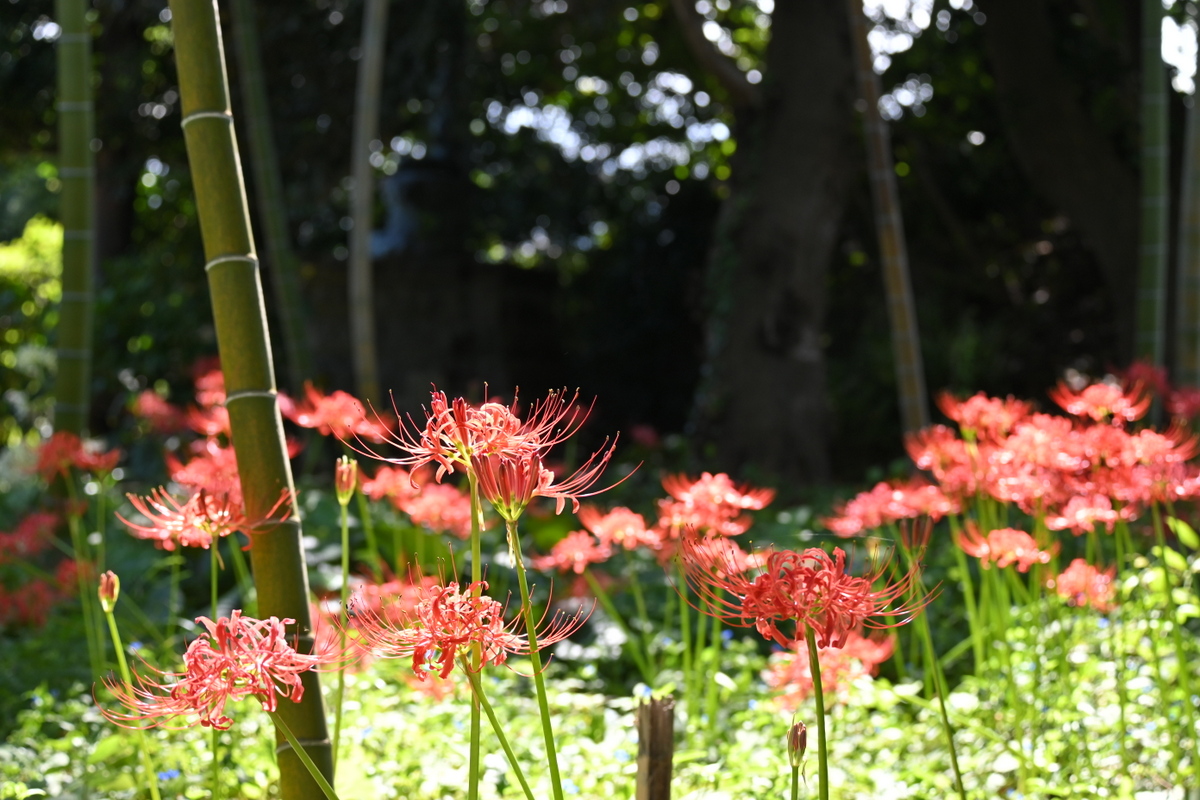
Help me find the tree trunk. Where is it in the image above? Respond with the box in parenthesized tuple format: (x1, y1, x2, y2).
(1176, 85, 1200, 386)
(228, 0, 313, 394)
(1137, 0, 1169, 366)
(348, 0, 389, 404)
(845, 0, 930, 434)
(690, 0, 855, 484)
(54, 0, 94, 435)
(167, 1, 333, 798)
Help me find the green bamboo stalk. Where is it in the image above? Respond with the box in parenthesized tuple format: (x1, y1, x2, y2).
(54, 0, 94, 435)
(167, 2, 333, 798)
(846, 0, 930, 433)
(347, 0, 389, 404)
(1176, 69, 1200, 386)
(227, 0, 312, 394)
(1137, 0, 1170, 366)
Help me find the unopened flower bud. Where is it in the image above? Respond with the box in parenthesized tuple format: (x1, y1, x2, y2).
(335, 457, 358, 507)
(98, 570, 120, 612)
(787, 720, 807, 769)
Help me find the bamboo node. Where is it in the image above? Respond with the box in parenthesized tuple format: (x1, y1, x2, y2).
(54, 100, 93, 111)
(181, 110, 234, 128)
(224, 389, 278, 404)
(204, 254, 259, 272)
(275, 737, 331, 756)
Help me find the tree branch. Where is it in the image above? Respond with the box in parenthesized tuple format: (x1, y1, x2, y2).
(668, 0, 763, 109)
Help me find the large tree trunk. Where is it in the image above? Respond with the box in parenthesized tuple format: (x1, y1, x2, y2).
(690, 0, 856, 484)
(981, 0, 1139, 357)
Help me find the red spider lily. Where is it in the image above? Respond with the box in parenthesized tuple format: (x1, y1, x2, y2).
(765, 630, 895, 709)
(185, 404, 230, 438)
(102, 611, 321, 730)
(361, 464, 425, 507)
(1045, 495, 1120, 535)
(118, 488, 290, 551)
(168, 439, 243, 505)
(335, 457, 358, 506)
(0, 511, 58, 564)
(1119, 360, 1170, 399)
(191, 359, 225, 408)
(35, 432, 121, 481)
(402, 482, 473, 539)
(1051, 559, 1116, 612)
(281, 382, 392, 443)
(132, 390, 189, 434)
(577, 505, 656, 550)
(350, 579, 586, 679)
(936, 391, 1032, 442)
(905, 425, 979, 498)
(1168, 387, 1200, 421)
(680, 538, 930, 649)
(822, 480, 958, 538)
(532, 530, 613, 574)
(658, 472, 774, 537)
(475, 444, 622, 519)
(1049, 380, 1150, 424)
(958, 524, 1056, 572)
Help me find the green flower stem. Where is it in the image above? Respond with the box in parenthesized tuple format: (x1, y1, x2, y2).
(676, 560, 695, 720)
(1110, 521, 1130, 779)
(790, 763, 800, 800)
(267, 710, 342, 800)
(102, 607, 162, 800)
(466, 473, 485, 800)
(459, 660, 537, 800)
(582, 569, 652, 681)
(227, 538, 256, 616)
(210, 537, 220, 620)
(212, 727, 221, 800)
(949, 517, 984, 671)
(703, 608, 722, 726)
(625, 552, 655, 670)
(65, 481, 104, 680)
(392, 526, 405, 577)
(506, 519, 565, 800)
(333, 498, 350, 773)
(167, 553, 181, 643)
(804, 626, 829, 800)
(992, 569, 1028, 793)
(354, 487, 382, 581)
(1151, 503, 1198, 777)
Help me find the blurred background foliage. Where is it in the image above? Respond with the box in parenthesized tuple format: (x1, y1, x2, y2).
(0, 0, 1188, 487)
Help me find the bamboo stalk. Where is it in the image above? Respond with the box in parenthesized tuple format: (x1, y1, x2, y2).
(846, 0, 930, 433)
(54, 0, 94, 435)
(167, 2, 333, 798)
(347, 0, 389, 404)
(227, 0, 312, 394)
(1176, 74, 1200, 386)
(635, 697, 674, 800)
(1137, 0, 1169, 366)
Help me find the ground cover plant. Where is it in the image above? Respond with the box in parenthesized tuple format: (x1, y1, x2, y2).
(3, 366, 1200, 799)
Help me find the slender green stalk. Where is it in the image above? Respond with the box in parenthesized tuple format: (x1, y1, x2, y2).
(804, 626, 829, 800)
(211, 536, 220, 619)
(167, 1, 334, 794)
(212, 727, 221, 800)
(54, 0, 95, 436)
(332, 498, 350, 771)
(102, 603, 162, 800)
(459, 660, 537, 800)
(1177, 53, 1200, 386)
(790, 764, 800, 800)
(267, 711, 342, 800)
(704, 609, 722, 726)
(1111, 520, 1131, 779)
(66, 500, 103, 680)
(354, 488, 381, 580)
(210, 535, 221, 800)
(466, 473, 485, 800)
(582, 569, 652, 681)
(167, 554, 181, 643)
(676, 560, 695, 719)
(506, 519, 565, 800)
(625, 554, 654, 669)
(1137, 0, 1170, 366)
(949, 517, 984, 670)
(227, 538, 257, 616)
(1151, 504, 1198, 777)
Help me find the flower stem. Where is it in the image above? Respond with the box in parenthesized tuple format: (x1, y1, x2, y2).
(676, 560, 695, 720)
(65, 481, 104, 681)
(102, 607, 162, 800)
(507, 519, 565, 800)
(790, 763, 801, 800)
(582, 568, 652, 682)
(267, 710, 342, 800)
(354, 487, 381, 581)
(333, 499, 350, 773)
(167, 553, 181, 644)
(227, 537, 256, 616)
(466, 473, 484, 800)
(1152, 503, 1198, 778)
(212, 727, 221, 800)
(804, 626, 829, 800)
(460, 660, 537, 800)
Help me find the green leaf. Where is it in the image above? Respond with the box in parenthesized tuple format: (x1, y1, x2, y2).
(1167, 516, 1200, 549)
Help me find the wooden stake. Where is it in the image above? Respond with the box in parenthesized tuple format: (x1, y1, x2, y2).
(636, 697, 675, 800)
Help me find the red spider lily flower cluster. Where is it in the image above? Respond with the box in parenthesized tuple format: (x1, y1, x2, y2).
(765, 630, 895, 709)
(168, 439, 244, 506)
(280, 382, 392, 443)
(132, 390, 189, 434)
(362, 465, 473, 539)
(118, 487, 290, 551)
(532, 530, 613, 575)
(35, 432, 121, 481)
(578, 506, 657, 550)
(957, 525, 1057, 572)
(0, 559, 78, 629)
(1048, 381, 1151, 424)
(1052, 559, 1117, 612)
(658, 472, 775, 537)
(103, 611, 321, 730)
(823, 479, 959, 538)
(680, 537, 930, 649)
(0, 512, 58, 564)
(351, 579, 586, 679)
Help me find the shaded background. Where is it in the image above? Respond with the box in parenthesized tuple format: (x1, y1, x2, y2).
(1, 0, 1191, 488)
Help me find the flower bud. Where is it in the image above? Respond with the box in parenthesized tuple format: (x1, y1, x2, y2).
(98, 570, 120, 613)
(335, 457, 358, 507)
(787, 719, 807, 769)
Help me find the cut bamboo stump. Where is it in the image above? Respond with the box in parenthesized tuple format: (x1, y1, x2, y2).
(636, 697, 675, 800)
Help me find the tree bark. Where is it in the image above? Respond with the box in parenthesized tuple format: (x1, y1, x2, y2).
(981, 0, 1138, 356)
(54, 0, 94, 435)
(690, 0, 856, 484)
(167, 1, 333, 797)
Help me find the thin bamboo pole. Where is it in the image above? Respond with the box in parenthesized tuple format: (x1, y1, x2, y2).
(227, 0, 312, 394)
(846, 0, 930, 433)
(347, 0, 389, 404)
(1137, 0, 1170, 366)
(1176, 74, 1200, 385)
(54, 0, 94, 435)
(167, 2, 333, 798)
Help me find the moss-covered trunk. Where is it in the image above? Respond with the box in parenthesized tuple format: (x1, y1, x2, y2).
(167, 0, 332, 796)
